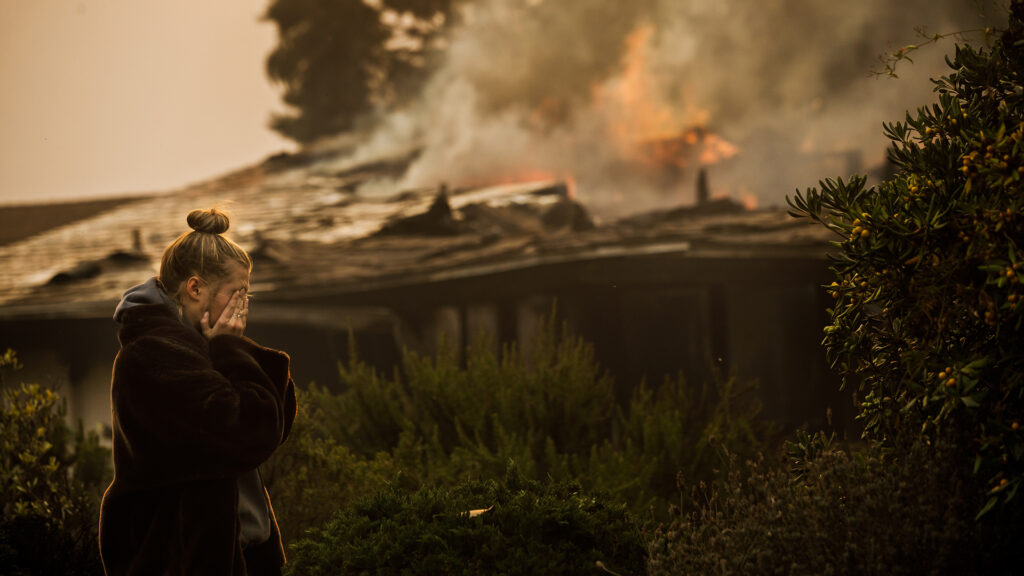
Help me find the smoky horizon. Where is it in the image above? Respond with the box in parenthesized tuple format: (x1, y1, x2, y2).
(0, 0, 1004, 214)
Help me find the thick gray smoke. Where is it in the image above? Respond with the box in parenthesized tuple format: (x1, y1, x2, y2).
(347, 0, 1002, 216)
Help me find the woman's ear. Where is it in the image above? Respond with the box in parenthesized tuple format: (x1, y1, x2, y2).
(184, 276, 204, 302)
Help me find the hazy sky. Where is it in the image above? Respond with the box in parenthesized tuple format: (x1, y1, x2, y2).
(0, 0, 292, 205)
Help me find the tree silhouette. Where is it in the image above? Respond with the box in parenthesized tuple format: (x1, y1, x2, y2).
(264, 0, 454, 144)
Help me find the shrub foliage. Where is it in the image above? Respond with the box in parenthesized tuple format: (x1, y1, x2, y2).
(260, 402, 399, 548)
(263, 314, 774, 550)
(285, 466, 646, 576)
(0, 350, 110, 576)
(648, 438, 1024, 575)
(788, 5, 1024, 514)
(647, 6, 1024, 574)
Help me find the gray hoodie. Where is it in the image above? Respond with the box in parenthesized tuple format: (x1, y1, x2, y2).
(113, 277, 181, 323)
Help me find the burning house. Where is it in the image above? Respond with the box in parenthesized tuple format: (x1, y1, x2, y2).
(7, 0, 979, 441)
(0, 131, 850, 441)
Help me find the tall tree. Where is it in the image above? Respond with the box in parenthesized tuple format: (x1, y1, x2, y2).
(264, 0, 454, 144)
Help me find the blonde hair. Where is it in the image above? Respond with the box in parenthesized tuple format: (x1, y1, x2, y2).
(159, 208, 252, 298)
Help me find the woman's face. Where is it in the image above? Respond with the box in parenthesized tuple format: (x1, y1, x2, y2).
(205, 263, 250, 323)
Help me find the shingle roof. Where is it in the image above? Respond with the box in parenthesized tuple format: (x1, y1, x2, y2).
(0, 145, 835, 319)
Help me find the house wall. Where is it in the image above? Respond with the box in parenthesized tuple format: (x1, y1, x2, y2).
(0, 317, 119, 435)
(0, 250, 853, 440)
(312, 250, 853, 436)
(0, 314, 402, 436)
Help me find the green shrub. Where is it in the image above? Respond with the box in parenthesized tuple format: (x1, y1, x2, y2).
(288, 315, 774, 520)
(650, 7, 1024, 574)
(600, 366, 771, 512)
(285, 465, 647, 576)
(788, 6, 1024, 513)
(0, 349, 109, 576)
(261, 398, 400, 548)
(647, 438, 1024, 575)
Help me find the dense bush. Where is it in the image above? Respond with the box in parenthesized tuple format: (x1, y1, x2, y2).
(788, 4, 1024, 514)
(0, 349, 111, 576)
(261, 401, 400, 548)
(285, 465, 646, 576)
(647, 437, 1024, 575)
(263, 313, 775, 550)
(647, 5, 1024, 574)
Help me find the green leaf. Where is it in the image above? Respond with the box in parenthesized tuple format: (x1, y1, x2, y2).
(960, 358, 990, 375)
(961, 396, 980, 408)
(976, 496, 998, 520)
(1007, 480, 1020, 503)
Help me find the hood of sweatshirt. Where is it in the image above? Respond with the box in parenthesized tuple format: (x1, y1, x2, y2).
(113, 277, 181, 324)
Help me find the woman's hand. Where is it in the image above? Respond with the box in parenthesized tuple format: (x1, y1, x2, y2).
(201, 290, 248, 339)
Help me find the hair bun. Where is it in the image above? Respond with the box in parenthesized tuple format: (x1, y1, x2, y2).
(186, 208, 230, 235)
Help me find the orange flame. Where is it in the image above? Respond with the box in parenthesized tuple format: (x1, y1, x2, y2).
(608, 24, 682, 144)
(593, 24, 739, 169)
(639, 127, 739, 168)
(485, 23, 743, 203)
(698, 133, 739, 165)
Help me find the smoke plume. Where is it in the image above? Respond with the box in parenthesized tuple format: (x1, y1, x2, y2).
(346, 0, 1002, 216)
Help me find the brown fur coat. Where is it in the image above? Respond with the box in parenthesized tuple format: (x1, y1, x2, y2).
(99, 303, 296, 575)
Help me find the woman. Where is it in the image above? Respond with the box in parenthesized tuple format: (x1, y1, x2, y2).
(99, 208, 296, 576)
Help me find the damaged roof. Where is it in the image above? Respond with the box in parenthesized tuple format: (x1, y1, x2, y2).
(0, 142, 835, 319)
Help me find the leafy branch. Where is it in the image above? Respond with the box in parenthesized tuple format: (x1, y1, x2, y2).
(873, 25, 993, 78)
